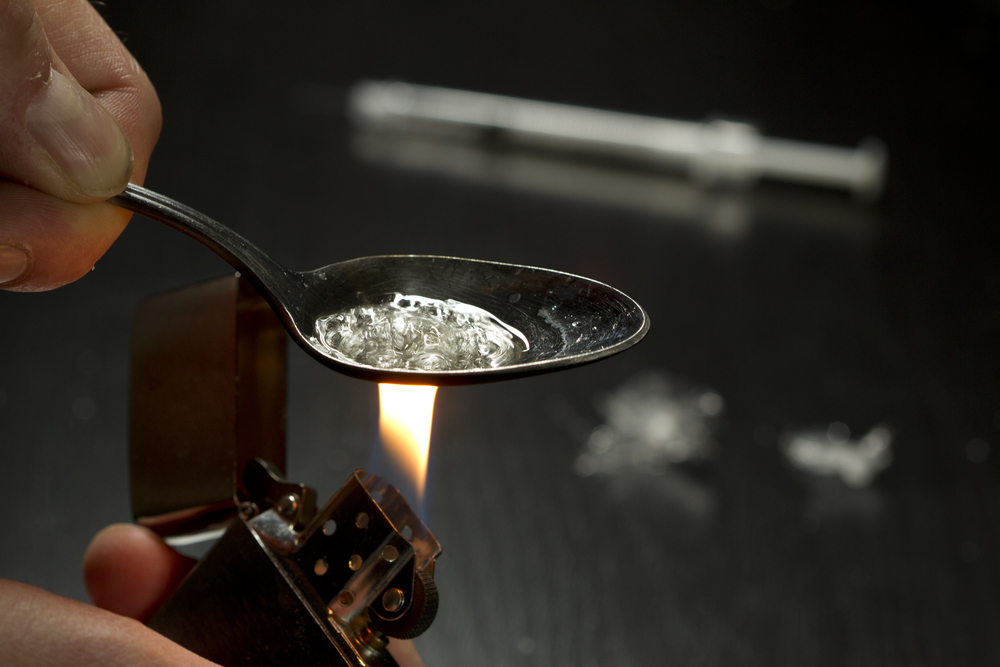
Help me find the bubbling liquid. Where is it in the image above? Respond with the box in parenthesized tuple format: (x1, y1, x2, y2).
(315, 294, 527, 371)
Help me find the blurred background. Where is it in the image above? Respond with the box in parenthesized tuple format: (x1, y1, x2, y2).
(2, 0, 999, 664)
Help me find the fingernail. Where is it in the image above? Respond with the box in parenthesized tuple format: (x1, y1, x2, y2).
(0, 246, 29, 285)
(25, 69, 133, 198)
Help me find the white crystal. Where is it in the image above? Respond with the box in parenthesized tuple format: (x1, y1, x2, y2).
(315, 294, 526, 371)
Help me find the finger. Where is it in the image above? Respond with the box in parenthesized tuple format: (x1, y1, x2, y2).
(0, 0, 161, 292)
(388, 639, 428, 667)
(0, 578, 219, 667)
(0, 0, 133, 202)
(34, 0, 161, 185)
(0, 181, 128, 290)
(83, 524, 197, 623)
(82, 525, 428, 667)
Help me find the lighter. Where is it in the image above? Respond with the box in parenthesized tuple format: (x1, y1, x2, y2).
(129, 275, 440, 666)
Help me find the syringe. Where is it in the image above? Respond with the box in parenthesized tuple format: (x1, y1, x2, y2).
(347, 80, 887, 202)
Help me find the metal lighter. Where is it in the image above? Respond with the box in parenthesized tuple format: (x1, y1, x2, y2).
(129, 274, 441, 666)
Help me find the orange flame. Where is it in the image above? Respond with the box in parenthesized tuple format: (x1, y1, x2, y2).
(378, 383, 438, 502)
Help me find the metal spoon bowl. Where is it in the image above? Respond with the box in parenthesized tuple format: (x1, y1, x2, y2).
(112, 183, 649, 385)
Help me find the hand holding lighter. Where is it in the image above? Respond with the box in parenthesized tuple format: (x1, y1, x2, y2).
(130, 275, 441, 666)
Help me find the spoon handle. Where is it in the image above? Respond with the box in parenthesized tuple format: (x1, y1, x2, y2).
(111, 183, 298, 311)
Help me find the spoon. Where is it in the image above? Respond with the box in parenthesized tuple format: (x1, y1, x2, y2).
(111, 183, 649, 385)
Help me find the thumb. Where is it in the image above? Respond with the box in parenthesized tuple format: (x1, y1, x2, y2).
(0, 579, 220, 667)
(0, 0, 133, 202)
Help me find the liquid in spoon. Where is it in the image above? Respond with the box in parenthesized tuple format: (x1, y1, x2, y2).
(315, 294, 528, 371)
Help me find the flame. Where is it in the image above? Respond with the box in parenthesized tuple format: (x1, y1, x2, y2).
(378, 383, 438, 502)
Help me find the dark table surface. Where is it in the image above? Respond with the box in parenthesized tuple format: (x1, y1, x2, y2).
(2, 1, 999, 665)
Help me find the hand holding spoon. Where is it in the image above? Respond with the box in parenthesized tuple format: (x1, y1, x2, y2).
(111, 183, 649, 385)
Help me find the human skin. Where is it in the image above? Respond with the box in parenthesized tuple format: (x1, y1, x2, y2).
(0, 525, 213, 667)
(0, 525, 424, 666)
(83, 525, 425, 667)
(0, 3, 426, 665)
(0, 0, 160, 291)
